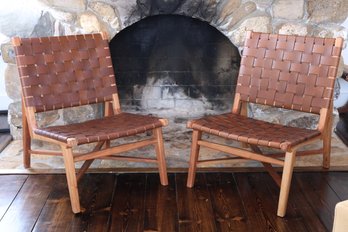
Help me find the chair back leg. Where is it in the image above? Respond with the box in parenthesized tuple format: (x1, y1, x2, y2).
(61, 146, 81, 213)
(22, 101, 31, 168)
(153, 128, 168, 186)
(186, 130, 202, 188)
(277, 151, 296, 217)
(323, 132, 332, 169)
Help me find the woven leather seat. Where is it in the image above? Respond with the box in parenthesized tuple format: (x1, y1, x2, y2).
(12, 32, 168, 214)
(186, 31, 343, 217)
(188, 113, 320, 151)
(35, 113, 164, 145)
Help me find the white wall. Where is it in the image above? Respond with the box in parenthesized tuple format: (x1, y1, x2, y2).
(0, 0, 43, 111)
(342, 17, 348, 65)
(0, 34, 11, 111)
(333, 17, 348, 108)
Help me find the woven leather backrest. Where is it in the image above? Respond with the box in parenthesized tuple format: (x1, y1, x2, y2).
(13, 33, 116, 112)
(236, 31, 343, 114)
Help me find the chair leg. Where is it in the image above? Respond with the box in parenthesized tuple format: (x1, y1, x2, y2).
(186, 130, 202, 188)
(22, 103, 31, 168)
(322, 115, 332, 168)
(277, 151, 296, 217)
(61, 146, 81, 213)
(153, 128, 168, 186)
(322, 106, 334, 169)
(323, 134, 331, 169)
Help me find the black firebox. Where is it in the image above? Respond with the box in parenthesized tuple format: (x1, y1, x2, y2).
(109, 14, 241, 117)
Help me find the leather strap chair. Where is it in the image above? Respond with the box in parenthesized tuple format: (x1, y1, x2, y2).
(12, 32, 168, 213)
(186, 31, 343, 217)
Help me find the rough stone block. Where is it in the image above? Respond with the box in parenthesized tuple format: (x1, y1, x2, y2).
(1, 43, 15, 64)
(30, 12, 55, 37)
(63, 104, 100, 124)
(39, 0, 86, 12)
(278, 23, 308, 36)
(48, 9, 75, 23)
(36, 110, 60, 128)
(8, 101, 22, 140)
(229, 15, 272, 46)
(215, 0, 241, 25)
(4, 64, 21, 101)
(89, 1, 121, 30)
(79, 12, 102, 33)
(307, 0, 348, 23)
(228, 1, 257, 28)
(272, 0, 304, 20)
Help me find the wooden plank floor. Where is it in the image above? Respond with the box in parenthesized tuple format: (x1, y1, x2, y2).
(0, 172, 346, 232)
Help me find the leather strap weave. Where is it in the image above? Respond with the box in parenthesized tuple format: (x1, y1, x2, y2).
(34, 112, 164, 145)
(188, 113, 320, 151)
(237, 32, 342, 114)
(13, 33, 116, 112)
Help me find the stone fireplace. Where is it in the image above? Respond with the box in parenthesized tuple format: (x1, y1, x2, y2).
(0, 0, 347, 168)
(109, 14, 240, 118)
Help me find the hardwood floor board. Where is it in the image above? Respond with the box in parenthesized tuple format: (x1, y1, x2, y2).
(0, 172, 346, 231)
(259, 173, 311, 232)
(234, 173, 307, 231)
(234, 172, 283, 232)
(294, 172, 342, 231)
(205, 172, 248, 232)
(84, 173, 117, 232)
(324, 172, 348, 200)
(0, 175, 55, 232)
(109, 173, 146, 231)
(143, 173, 178, 232)
(288, 173, 327, 232)
(176, 173, 217, 232)
(32, 174, 116, 232)
(0, 175, 27, 220)
(32, 175, 87, 232)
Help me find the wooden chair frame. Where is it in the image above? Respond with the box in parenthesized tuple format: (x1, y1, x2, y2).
(12, 32, 168, 213)
(186, 31, 343, 217)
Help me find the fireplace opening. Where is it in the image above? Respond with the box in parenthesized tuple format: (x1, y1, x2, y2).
(109, 14, 241, 118)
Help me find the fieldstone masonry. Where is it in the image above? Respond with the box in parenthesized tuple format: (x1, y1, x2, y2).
(0, 0, 347, 168)
(272, 0, 304, 20)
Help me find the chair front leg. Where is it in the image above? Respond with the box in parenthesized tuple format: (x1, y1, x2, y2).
(277, 150, 296, 217)
(61, 146, 81, 213)
(153, 128, 168, 186)
(186, 130, 202, 188)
